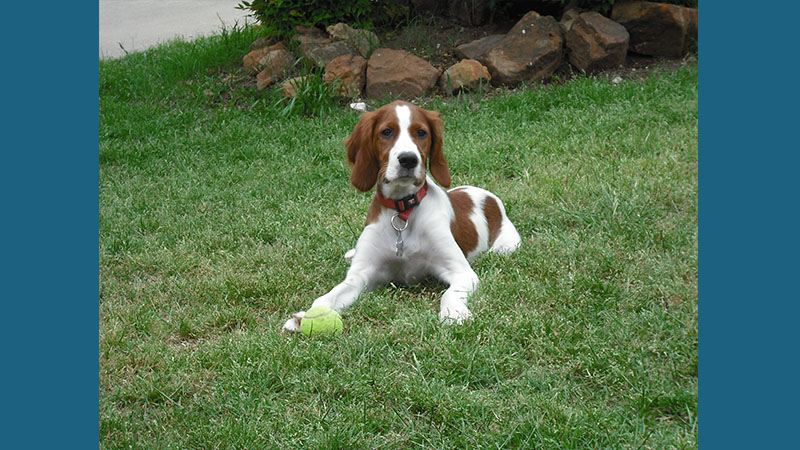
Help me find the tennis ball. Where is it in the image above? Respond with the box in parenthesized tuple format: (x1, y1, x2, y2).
(300, 306, 343, 337)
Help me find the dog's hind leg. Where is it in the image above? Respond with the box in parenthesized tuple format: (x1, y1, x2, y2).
(489, 217, 521, 255)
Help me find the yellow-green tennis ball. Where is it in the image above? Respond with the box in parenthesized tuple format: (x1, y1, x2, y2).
(300, 306, 343, 337)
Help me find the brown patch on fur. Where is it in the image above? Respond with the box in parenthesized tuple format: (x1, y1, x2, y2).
(345, 106, 401, 192)
(403, 104, 451, 188)
(345, 109, 382, 192)
(448, 190, 478, 256)
(483, 196, 503, 247)
(365, 195, 384, 225)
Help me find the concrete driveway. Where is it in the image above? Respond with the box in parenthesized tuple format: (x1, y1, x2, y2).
(100, 0, 252, 59)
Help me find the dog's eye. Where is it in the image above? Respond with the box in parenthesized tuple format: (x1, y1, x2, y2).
(416, 129, 428, 139)
(380, 128, 393, 138)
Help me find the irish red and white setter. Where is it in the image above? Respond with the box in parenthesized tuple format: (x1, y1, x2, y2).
(283, 101, 520, 331)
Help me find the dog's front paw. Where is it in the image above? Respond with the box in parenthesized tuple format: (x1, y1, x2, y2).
(440, 303, 472, 325)
(282, 311, 306, 333)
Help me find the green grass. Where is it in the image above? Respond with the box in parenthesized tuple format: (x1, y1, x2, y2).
(100, 25, 697, 449)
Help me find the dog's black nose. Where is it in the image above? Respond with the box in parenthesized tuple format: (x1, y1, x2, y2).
(398, 152, 418, 169)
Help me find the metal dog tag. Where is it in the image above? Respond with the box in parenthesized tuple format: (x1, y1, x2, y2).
(395, 231, 404, 257)
(391, 213, 409, 257)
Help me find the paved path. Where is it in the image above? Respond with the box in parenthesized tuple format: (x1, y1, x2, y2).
(100, 0, 252, 59)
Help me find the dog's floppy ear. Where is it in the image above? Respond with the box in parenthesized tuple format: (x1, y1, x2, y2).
(345, 110, 380, 192)
(422, 109, 451, 188)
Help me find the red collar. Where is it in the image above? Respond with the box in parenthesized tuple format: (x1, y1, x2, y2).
(376, 182, 428, 221)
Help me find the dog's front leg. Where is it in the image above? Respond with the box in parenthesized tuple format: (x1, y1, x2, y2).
(437, 266, 480, 324)
(282, 256, 379, 333)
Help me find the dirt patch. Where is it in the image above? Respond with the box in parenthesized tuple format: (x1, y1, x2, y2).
(377, 16, 513, 69)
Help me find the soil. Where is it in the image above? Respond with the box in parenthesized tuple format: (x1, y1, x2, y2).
(376, 17, 513, 69)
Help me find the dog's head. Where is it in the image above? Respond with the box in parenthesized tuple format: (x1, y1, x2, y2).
(344, 101, 451, 196)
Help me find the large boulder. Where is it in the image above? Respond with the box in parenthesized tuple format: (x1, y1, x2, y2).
(611, 1, 698, 57)
(566, 12, 629, 73)
(255, 49, 292, 90)
(479, 11, 565, 87)
(439, 59, 491, 95)
(324, 54, 367, 97)
(455, 34, 505, 60)
(366, 48, 440, 99)
(326, 23, 379, 58)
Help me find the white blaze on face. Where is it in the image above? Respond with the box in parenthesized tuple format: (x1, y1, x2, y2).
(385, 104, 422, 183)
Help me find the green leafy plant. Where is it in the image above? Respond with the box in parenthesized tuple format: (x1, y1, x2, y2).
(275, 65, 345, 117)
(237, 0, 398, 38)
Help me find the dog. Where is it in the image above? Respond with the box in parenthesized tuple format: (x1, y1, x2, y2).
(283, 101, 520, 332)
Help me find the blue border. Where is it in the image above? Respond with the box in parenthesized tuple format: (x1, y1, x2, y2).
(5, 1, 799, 447)
(5, 2, 98, 448)
(700, 2, 799, 449)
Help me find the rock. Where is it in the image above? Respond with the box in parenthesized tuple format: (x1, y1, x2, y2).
(682, 7, 698, 54)
(294, 25, 327, 42)
(244, 48, 268, 74)
(479, 11, 564, 87)
(366, 48, 440, 99)
(326, 23, 380, 58)
(447, 0, 492, 26)
(324, 54, 367, 97)
(255, 49, 292, 90)
(566, 12, 629, 73)
(439, 59, 491, 95)
(292, 25, 357, 67)
(559, 7, 581, 32)
(249, 36, 275, 52)
(256, 70, 277, 91)
(611, 1, 698, 57)
(280, 75, 312, 99)
(301, 40, 358, 67)
(243, 42, 287, 75)
(455, 34, 505, 60)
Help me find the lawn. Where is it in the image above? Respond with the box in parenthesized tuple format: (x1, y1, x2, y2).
(99, 25, 697, 449)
